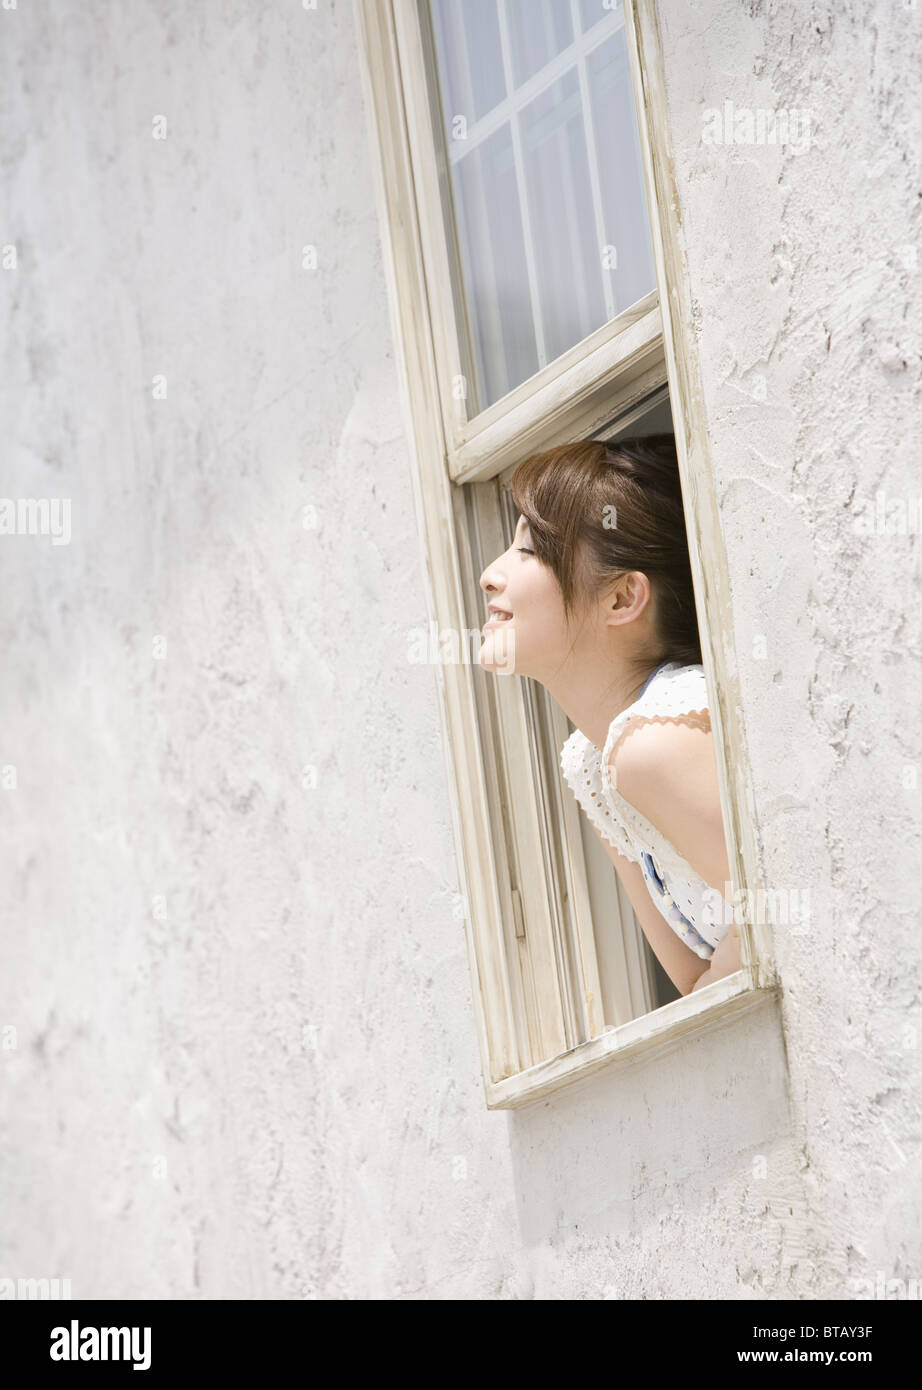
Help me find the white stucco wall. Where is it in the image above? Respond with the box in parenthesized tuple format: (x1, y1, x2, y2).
(0, 0, 917, 1300)
(652, 0, 922, 1296)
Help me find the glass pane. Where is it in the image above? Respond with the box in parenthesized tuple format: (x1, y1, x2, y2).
(453, 123, 540, 408)
(595, 383, 674, 441)
(586, 30, 657, 316)
(578, 0, 611, 33)
(519, 67, 606, 363)
(505, 0, 574, 87)
(426, 0, 657, 414)
(429, 0, 506, 132)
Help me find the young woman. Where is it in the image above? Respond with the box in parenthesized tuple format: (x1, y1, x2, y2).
(478, 434, 741, 998)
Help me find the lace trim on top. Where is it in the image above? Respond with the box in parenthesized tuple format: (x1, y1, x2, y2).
(559, 662, 714, 884)
(560, 717, 645, 865)
(600, 664, 713, 885)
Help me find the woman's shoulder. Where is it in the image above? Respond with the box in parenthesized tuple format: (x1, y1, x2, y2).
(608, 712, 714, 803)
(602, 664, 729, 895)
(558, 662, 716, 871)
(601, 662, 715, 846)
(603, 662, 710, 771)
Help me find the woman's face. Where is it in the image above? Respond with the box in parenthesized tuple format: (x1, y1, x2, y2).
(478, 514, 581, 679)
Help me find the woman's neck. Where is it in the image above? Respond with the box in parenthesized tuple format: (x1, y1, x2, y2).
(545, 655, 666, 751)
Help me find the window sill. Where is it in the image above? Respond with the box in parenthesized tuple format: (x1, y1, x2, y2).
(483, 970, 779, 1110)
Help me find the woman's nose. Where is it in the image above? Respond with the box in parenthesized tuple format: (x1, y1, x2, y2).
(480, 558, 503, 595)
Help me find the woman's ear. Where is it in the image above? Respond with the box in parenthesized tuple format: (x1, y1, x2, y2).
(607, 571, 652, 623)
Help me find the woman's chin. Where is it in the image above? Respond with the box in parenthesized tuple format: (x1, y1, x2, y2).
(479, 628, 518, 675)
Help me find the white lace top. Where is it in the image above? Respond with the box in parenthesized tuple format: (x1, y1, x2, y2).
(559, 661, 731, 961)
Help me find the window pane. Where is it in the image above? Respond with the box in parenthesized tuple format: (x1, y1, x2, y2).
(429, 0, 506, 130)
(453, 123, 540, 409)
(578, 0, 611, 34)
(426, 0, 657, 413)
(586, 29, 657, 316)
(519, 67, 606, 363)
(505, 0, 573, 87)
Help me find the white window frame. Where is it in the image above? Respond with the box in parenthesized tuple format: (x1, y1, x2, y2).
(354, 0, 780, 1110)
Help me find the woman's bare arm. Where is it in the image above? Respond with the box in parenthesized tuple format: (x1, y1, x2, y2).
(589, 828, 711, 997)
(615, 715, 745, 991)
(689, 917, 741, 991)
(594, 714, 742, 995)
(610, 714, 732, 900)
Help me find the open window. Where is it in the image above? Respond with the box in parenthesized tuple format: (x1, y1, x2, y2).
(355, 0, 778, 1108)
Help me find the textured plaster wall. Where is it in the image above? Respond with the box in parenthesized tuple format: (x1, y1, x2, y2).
(0, 0, 916, 1300)
(652, 0, 922, 1294)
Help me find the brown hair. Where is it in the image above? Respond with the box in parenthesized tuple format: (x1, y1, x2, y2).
(507, 434, 702, 667)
